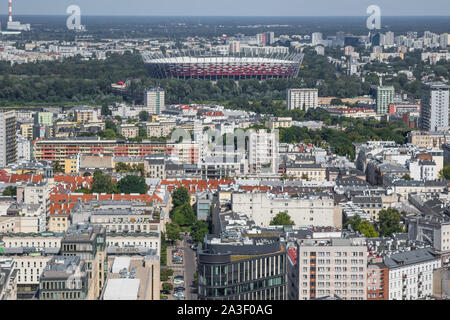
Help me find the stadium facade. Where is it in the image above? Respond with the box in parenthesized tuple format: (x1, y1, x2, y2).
(142, 50, 303, 80)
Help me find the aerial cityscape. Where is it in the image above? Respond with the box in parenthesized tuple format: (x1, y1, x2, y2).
(1, 0, 450, 307)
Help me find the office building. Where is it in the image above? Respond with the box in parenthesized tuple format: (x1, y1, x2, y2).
(102, 255, 160, 300)
(39, 256, 88, 300)
(61, 224, 107, 300)
(198, 236, 286, 300)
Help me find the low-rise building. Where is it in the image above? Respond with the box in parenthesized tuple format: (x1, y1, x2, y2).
(385, 248, 441, 300)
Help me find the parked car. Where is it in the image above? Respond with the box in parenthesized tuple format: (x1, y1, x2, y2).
(174, 286, 185, 292)
(173, 291, 184, 298)
(161, 290, 171, 295)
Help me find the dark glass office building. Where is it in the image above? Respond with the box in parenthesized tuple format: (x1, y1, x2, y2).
(197, 236, 287, 300)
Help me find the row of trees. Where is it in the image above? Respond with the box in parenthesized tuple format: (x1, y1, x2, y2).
(166, 187, 210, 245)
(77, 170, 148, 194)
(345, 208, 405, 238)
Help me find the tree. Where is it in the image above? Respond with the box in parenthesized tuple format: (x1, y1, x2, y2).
(162, 282, 173, 291)
(101, 104, 111, 116)
(301, 173, 309, 181)
(160, 268, 174, 281)
(269, 212, 295, 226)
(75, 187, 91, 194)
(139, 110, 150, 121)
(2, 186, 17, 196)
(402, 174, 412, 180)
(357, 220, 379, 238)
(166, 223, 181, 243)
(330, 98, 344, 105)
(91, 170, 117, 194)
(172, 187, 190, 208)
(172, 203, 196, 226)
(377, 208, 404, 237)
(117, 175, 147, 194)
(345, 214, 362, 231)
(345, 215, 378, 237)
(439, 164, 450, 180)
(53, 162, 64, 173)
(115, 162, 130, 173)
(191, 220, 209, 243)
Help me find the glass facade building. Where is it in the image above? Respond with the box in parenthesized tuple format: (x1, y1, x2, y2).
(197, 237, 287, 300)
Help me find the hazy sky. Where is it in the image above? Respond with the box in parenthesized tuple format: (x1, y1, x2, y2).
(1, 0, 450, 16)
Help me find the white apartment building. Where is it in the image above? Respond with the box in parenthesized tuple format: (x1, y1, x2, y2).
(295, 238, 368, 300)
(409, 160, 437, 181)
(385, 248, 441, 300)
(248, 129, 278, 174)
(231, 192, 341, 228)
(144, 88, 165, 115)
(2, 233, 62, 249)
(287, 88, 318, 111)
(17, 137, 32, 162)
(2, 248, 58, 296)
(0, 110, 16, 167)
(420, 82, 450, 132)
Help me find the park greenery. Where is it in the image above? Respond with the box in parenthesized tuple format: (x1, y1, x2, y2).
(166, 187, 210, 244)
(1, 47, 447, 107)
(276, 108, 413, 160)
(76, 170, 147, 194)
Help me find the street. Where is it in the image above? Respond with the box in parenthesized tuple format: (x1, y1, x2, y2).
(183, 235, 198, 300)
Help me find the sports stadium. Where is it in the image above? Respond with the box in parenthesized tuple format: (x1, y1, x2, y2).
(142, 50, 303, 80)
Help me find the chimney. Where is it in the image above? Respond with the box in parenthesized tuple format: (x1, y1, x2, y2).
(8, 0, 12, 23)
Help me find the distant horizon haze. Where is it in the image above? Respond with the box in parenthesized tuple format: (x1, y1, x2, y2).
(0, 0, 449, 17)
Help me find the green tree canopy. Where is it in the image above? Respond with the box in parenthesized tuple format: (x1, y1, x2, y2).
(162, 282, 173, 291)
(402, 174, 412, 180)
(269, 211, 295, 226)
(377, 208, 404, 237)
(91, 170, 118, 194)
(439, 164, 450, 180)
(191, 220, 209, 243)
(139, 110, 150, 121)
(117, 175, 147, 194)
(166, 222, 181, 243)
(172, 203, 196, 226)
(345, 215, 379, 238)
(172, 187, 190, 208)
(2, 186, 17, 197)
(357, 220, 379, 238)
